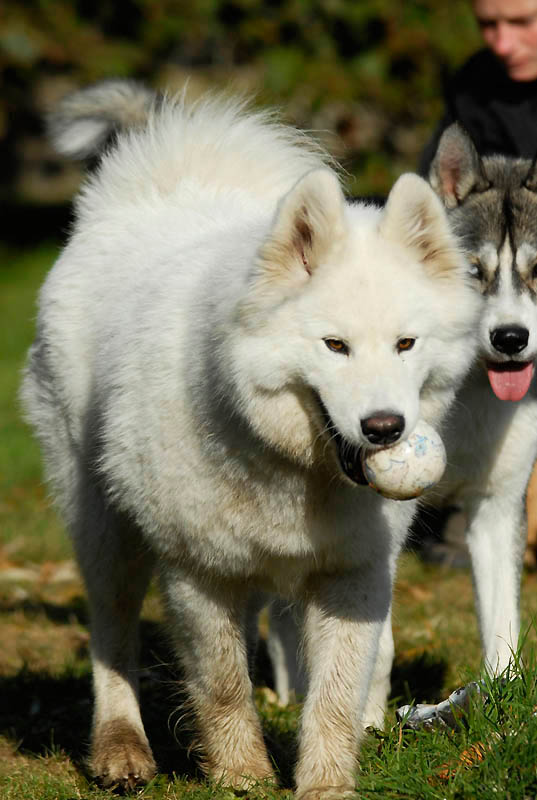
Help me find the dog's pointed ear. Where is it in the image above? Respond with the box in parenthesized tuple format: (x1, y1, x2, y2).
(380, 173, 462, 280)
(523, 154, 537, 190)
(429, 123, 489, 208)
(257, 169, 346, 289)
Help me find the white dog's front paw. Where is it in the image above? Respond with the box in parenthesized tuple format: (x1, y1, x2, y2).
(90, 719, 157, 790)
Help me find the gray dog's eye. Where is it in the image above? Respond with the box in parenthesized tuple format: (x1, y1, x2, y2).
(468, 260, 483, 280)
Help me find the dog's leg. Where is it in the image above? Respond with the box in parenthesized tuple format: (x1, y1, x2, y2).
(74, 497, 156, 789)
(295, 568, 391, 800)
(245, 589, 270, 679)
(361, 609, 393, 729)
(466, 494, 526, 673)
(267, 597, 392, 724)
(160, 571, 274, 789)
(77, 521, 156, 788)
(267, 597, 307, 704)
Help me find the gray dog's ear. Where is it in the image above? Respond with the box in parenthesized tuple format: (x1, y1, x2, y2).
(429, 123, 489, 208)
(523, 154, 537, 191)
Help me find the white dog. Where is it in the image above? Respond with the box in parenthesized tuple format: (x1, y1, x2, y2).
(21, 80, 480, 798)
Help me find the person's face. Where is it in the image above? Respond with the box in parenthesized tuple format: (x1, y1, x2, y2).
(473, 0, 537, 80)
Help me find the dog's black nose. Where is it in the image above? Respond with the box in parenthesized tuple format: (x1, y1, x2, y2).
(490, 325, 529, 355)
(361, 413, 405, 445)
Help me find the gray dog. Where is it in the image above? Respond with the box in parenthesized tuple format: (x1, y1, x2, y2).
(427, 124, 537, 673)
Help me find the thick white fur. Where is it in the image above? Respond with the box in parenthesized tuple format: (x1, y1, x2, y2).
(270, 161, 537, 718)
(22, 83, 480, 797)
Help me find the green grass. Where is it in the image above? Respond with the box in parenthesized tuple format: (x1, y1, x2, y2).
(0, 242, 71, 563)
(359, 662, 537, 799)
(3, 630, 537, 799)
(2, 245, 537, 798)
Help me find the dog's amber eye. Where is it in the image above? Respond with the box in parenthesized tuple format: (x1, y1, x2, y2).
(397, 338, 415, 352)
(324, 338, 349, 355)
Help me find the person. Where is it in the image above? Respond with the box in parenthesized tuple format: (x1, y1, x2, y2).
(420, 0, 537, 174)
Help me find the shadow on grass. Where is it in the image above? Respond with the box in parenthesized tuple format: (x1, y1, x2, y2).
(0, 595, 89, 627)
(0, 617, 201, 783)
(391, 651, 449, 707)
(0, 585, 449, 792)
(0, 612, 299, 789)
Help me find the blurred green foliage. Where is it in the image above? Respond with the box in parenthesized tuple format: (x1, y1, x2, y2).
(0, 0, 481, 202)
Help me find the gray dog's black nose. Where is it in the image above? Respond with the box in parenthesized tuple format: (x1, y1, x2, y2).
(490, 325, 529, 355)
(361, 413, 405, 446)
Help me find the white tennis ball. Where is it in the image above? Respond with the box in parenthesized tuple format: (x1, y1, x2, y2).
(362, 420, 446, 500)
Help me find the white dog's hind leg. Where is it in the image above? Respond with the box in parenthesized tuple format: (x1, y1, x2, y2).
(267, 596, 392, 726)
(160, 571, 274, 789)
(267, 598, 307, 704)
(73, 495, 156, 788)
(361, 609, 393, 729)
(295, 569, 391, 800)
(466, 494, 526, 673)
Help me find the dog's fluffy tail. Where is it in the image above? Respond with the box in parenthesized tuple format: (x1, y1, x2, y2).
(47, 79, 156, 160)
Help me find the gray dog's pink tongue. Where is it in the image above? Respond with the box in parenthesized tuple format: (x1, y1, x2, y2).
(487, 362, 534, 401)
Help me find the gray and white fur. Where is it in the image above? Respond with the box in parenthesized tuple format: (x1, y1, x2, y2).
(426, 125, 537, 672)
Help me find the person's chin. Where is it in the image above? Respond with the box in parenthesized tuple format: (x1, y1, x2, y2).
(505, 62, 537, 81)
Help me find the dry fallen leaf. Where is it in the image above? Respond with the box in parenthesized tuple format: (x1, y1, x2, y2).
(432, 741, 490, 783)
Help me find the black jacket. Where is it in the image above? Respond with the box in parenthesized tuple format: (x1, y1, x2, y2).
(419, 48, 537, 174)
